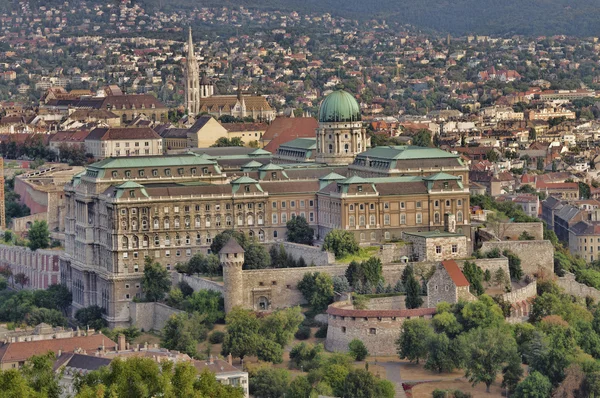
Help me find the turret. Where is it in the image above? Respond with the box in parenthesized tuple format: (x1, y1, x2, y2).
(219, 238, 245, 313)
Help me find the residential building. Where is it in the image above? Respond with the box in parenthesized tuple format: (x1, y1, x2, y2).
(85, 127, 163, 158)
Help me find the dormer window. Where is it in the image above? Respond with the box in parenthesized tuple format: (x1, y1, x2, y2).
(129, 190, 135, 198)
(245, 185, 250, 192)
(165, 169, 171, 176)
(357, 186, 363, 192)
(125, 170, 131, 178)
(443, 182, 449, 189)
(112, 171, 118, 178)
(271, 172, 277, 179)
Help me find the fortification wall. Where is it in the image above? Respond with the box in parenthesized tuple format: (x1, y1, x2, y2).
(480, 240, 553, 276)
(377, 243, 412, 264)
(471, 258, 510, 285)
(364, 295, 407, 310)
(178, 274, 224, 294)
(325, 301, 435, 354)
(497, 222, 544, 241)
(274, 242, 335, 266)
(502, 281, 537, 304)
(558, 273, 600, 301)
(129, 302, 182, 332)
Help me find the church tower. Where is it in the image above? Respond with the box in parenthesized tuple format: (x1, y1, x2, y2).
(315, 89, 368, 165)
(185, 27, 201, 116)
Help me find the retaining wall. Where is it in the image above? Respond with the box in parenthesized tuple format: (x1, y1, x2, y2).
(502, 281, 537, 304)
(129, 302, 183, 332)
(558, 273, 600, 301)
(178, 274, 224, 294)
(480, 240, 554, 276)
(274, 242, 335, 266)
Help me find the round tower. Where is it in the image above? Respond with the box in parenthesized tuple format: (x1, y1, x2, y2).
(219, 238, 245, 313)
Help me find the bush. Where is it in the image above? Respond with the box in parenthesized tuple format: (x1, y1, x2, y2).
(209, 331, 225, 344)
(348, 339, 368, 361)
(295, 326, 311, 340)
(315, 324, 328, 338)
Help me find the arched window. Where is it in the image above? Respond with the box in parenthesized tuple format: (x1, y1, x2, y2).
(369, 215, 376, 226)
(360, 233, 365, 241)
(328, 144, 333, 153)
(349, 215, 355, 227)
(205, 217, 211, 228)
(184, 217, 190, 228)
(370, 232, 376, 241)
(434, 212, 440, 224)
(141, 219, 148, 230)
(457, 211, 463, 223)
(446, 200, 451, 207)
(142, 235, 149, 247)
(215, 216, 221, 227)
(165, 234, 171, 246)
(434, 200, 439, 207)
(282, 213, 287, 223)
(174, 217, 180, 228)
(384, 231, 390, 240)
(257, 214, 264, 225)
(154, 235, 160, 246)
(400, 214, 406, 225)
(185, 235, 191, 245)
(384, 214, 390, 225)
(132, 236, 139, 249)
(226, 215, 232, 226)
(131, 219, 138, 230)
(258, 230, 265, 241)
(344, 143, 349, 153)
(175, 234, 181, 246)
(122, 236, 128, 249)
(153, 218, 159, 229)
(359, 215, 365, 226)
(237, 214, 243, 226)
(195, 216, 201, 228)
(164, 218, 170, 229)
(248, 215, 254, 226)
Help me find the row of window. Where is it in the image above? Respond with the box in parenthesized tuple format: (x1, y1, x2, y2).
(272, 200, 314, 209)
(349, 199, 464, 212)
(114, 142, 152, 148)
(272, 212, 315, 224)
(111, 166, 212, 179)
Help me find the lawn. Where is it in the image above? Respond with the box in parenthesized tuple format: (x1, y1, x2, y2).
(336, 246, 380, 263)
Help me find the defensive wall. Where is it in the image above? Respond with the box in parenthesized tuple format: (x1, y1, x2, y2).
(482, 222, 544, 241)
(480, 240, 554, 276)
(470, 257, 510, 285)
(270, 242, 336, 266)
(178, 273, 224, 294)
(325, 299, 436, 354)
(129, 302, 183, 332)
(558, 272, 600, 301)
(0, 244, 60, 290)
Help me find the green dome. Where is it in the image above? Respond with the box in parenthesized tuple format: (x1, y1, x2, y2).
(318, 90, 361, 123)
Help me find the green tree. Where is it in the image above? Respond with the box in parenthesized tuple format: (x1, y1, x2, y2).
(502, 353, 524, 395)
(345, 257, 383, 288)
(0, 369, 39, 397)
(260, 307, 304, 348)
(396, 318, 434, 364)
(431, 311, 462, 338)
(348, 339, 368, 361)
(503, 250, 523, 281)
(27, 220, 50, 251)
(210, 230, 248, 254)
(404, 266, 423, 309)
(425, 333, 462, 373)
(221, 308, 260, 360)
(243, 241, 271, 270)
(75, 305, 107, 330)
(290, 342, 323, 371)
(463, 261, 484, 296)
(286, 215, 314, 245)
(298, 272, 334, 312)
(181, 289, 224, 325)
(141, 257, 171, 302)
(322, 229, 359, 259)
(250, 368, 290, 398)
(412, 129, 432, 147)
(161, 312, 207, 357)
(21, 352, 61, 398)
(211, 137, 244, 147)
(24, 307, 67, 327)
(513, 371, 552, 398)
(487, 149, 499, 162)
(461, 326, 519, 392)
(342, 368, 394, 398)
(287, 375, 313, 398)
(460, 295, 504, 331)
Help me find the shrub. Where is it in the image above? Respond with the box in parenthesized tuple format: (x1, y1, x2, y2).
(295, 326, 311, 340)
(348, 339, 368, 361)
(209, 331, 225, 344)
(315, 324, 328, 338)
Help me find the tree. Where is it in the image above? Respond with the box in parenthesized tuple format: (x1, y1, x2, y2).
(211, 137, 244, 147)
(412, 129, 432, 147)
(342, 368, 394, 398)
(210, 230, 248, 254)
(221, 308, 260, 360)
(21, 352, 61, 398)
(513, 371, 552, 398)
(0, 369, 38, 397)
(298, 272, 334, 312)
(290, 342, 323, 371)
(322, 229, 359, 259)
(243, 241, 271, 270)
(461, 326, 519, 392)
(75, 305, 107, 330)
(537, 157, 545, 171)
(24, 307, 67, 327)
(14, 272, 29, 289)
(345, 257, 383, 288)
(404, 266, 423, 309)
(161, 312, 207, 357)
(487, 149, 499, 162)
(141, 257, 171, 302)
(182, 289, 224, 325)
(502, 353, 524, 395)
(27, 220, 50, 251)
(348, 339, 368, 361)
(332, 276, 351, 293)
(287, 375, 313, 398)
(431, 311, 462, 337)
(260, 307, 304, 348)
(424, 333, 461, 373)
(286, 215, 314, 245)
(460, 295, 504, 331)
(250, 368, 290, 398)
(462, 261, 484, 295)
(396, 318, 434, 364)
(503, 250, 523, 281)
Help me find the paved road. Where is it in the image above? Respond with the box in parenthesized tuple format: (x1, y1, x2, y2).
(376, 361, 406, 398)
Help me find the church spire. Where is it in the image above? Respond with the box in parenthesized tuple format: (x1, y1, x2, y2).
(187, 26, 194, 57)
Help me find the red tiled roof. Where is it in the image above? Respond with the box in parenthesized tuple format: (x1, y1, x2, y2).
(327, 305, 436, 318)
(441, 260, 470, 287)
(0, 334, 116, 364)
(262, 117, 318, 153)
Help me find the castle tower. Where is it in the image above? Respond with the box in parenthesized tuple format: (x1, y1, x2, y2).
(315, 89, 368, 165)
(219, 238, 245, 313)
(184, 27, 201, 116)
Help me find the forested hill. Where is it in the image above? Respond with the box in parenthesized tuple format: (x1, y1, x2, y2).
(141, 0, 600, 37)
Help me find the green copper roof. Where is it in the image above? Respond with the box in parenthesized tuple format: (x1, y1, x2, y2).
(404, 231, 465, 238)
(249, 148, 271, 156)
(318, 90, 361, 123)
(357, 146, 459, 160)
(231, 176, 259, 184)
(116, 181, 145, 189)
(89, 155, 217, 170)
(423, 172, 461, 181)
(114, 180, 149, 199)
(320, 172, 346, 180)
(259, 163, 284, 171)
(339, 175, 369, 184)
(279, 137, 317, 150)
(241, 160, 263, 168)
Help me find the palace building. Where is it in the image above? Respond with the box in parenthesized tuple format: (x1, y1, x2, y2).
(61, 89, 470, 326)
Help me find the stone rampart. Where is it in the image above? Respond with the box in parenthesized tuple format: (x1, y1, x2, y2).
(364, 295, 407, 311)
(558, 273, 600, 301)
(129, 302, 182, 332)
(471, 258, 510, 285)
(502, 281, 537, 304)
(178, 274, 224, 294)
(325, 300, 435, 354)
(377, 243, 412, 264)
(275, 242, 335, 266)
(480, 240, 553, 276)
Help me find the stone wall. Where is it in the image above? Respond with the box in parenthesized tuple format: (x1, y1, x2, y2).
(364, 295, 407, 310)
(129, 302, 183, 332)
(470, 258, 510, 285)
(377, 243, 412, 264)
(480, 240, 554, 276)
(11, 212, 46, 234)
(178, 274, 224, 294)
(274, 242, 335, 266)
(403, 233, 468, 262)
(502, 281, 537, 304)
(558, 273, 600, 301)
(325, 301, 435, 354)
(486, 222, 544, 241)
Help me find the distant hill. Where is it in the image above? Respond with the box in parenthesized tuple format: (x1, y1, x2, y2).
(142, 0, 600, 37)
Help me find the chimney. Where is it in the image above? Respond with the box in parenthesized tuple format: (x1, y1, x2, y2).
(209, 355, 214, 365)
(227, 353, 233, 366)
(118, 334, 126, 351)
(58, 349, 62, 357)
